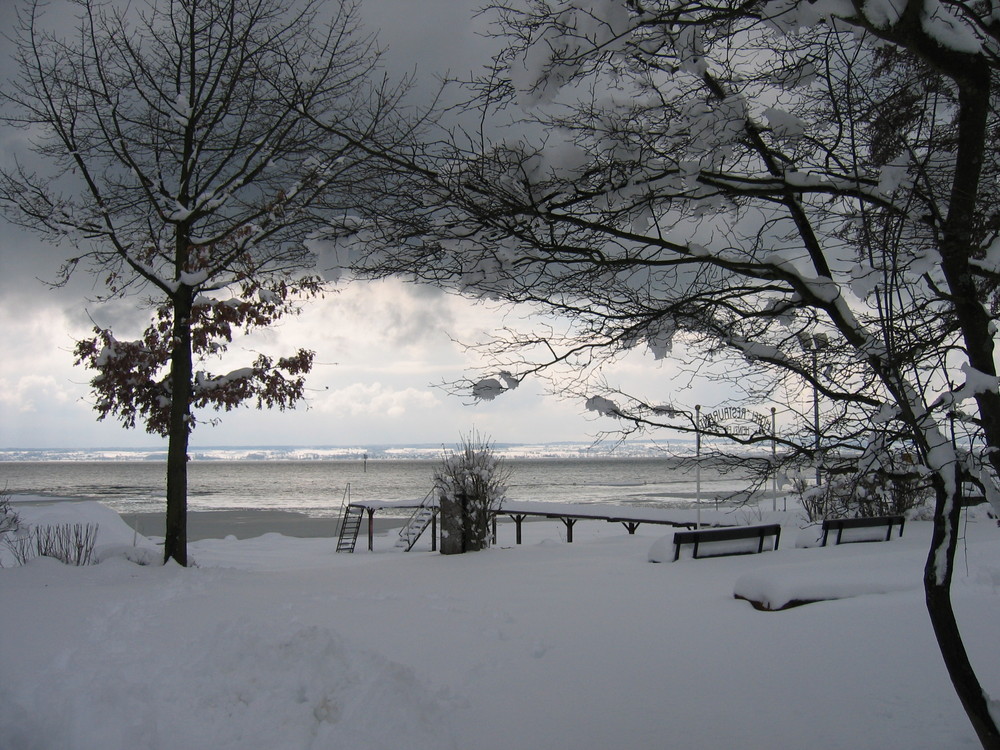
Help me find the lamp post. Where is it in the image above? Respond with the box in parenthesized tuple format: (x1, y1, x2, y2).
(695, 404, 702, 528)
(771, 406, 778, 512)
(798, 332, 827, 487)
(812, 344, 821, 486)
(660, 403, 703, 527)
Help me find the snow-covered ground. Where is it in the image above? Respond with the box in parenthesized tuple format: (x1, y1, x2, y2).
(2, 497, 999, 749)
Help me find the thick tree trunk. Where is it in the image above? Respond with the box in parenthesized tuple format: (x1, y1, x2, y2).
(924, 474, 1000, 749)
(936, 81, 1000, 489)
(163, 288, 194, 566)
(908, 64, 1000, 748)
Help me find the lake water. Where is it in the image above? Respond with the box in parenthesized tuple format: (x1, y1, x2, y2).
(0, 457, 760, 518)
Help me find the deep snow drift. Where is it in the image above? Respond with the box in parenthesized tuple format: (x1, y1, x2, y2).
(1, 497, 999, 750)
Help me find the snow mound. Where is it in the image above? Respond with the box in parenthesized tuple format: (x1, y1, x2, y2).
(93, 543, 162, 566)
(733, 556, 921, 610)
(9, 500, 152, 546)
(1, 620, 452, 750)
(1, 500, 159, 567)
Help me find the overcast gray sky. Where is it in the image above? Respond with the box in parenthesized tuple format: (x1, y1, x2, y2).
(0, 0, 696, 450)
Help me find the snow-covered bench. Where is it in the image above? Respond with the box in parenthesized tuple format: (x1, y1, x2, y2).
(670, 523, 782, 561)
(820, 515, 904, 546)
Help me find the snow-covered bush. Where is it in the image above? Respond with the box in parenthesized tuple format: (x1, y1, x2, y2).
(793, 471, 930, 522)
(434, 433, 512, 553)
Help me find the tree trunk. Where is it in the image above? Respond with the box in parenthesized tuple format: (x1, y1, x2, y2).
(163, 288, 194, 566)
(934, 78, 1000, 490)
(924, 473, 1000, 748)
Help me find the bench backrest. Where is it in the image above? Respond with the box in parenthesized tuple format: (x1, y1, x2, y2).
(673, 524, 782, 545)
(672, 524, 782, 561)
(822, 515, 904, 530)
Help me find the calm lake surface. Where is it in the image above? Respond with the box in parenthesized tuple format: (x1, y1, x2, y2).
(0, 457, 755, 517)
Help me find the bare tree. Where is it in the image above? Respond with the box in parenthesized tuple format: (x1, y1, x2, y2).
(338, 1, 1000, 744)
(0, 0, 413, 565)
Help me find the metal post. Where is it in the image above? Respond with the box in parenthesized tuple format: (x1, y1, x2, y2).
(695, 404, 702, 529)
(771, 407, 778, 512)
(813, 347, 821, 487)
(366, 507, 375, 552)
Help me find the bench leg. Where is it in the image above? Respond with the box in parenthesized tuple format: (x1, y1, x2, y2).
(561, 518, 577, 543)
(510, 514, 525, 545)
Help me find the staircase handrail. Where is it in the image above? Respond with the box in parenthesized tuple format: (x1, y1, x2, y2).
(397, 488, 436, 541)
(334, 483, 352, 540)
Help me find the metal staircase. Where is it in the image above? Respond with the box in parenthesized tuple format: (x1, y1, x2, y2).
(395, 491, 437, 552)
(335, 484, 363, 553)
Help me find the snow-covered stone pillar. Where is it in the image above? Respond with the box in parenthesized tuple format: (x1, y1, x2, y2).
(439, 491, 466, 555)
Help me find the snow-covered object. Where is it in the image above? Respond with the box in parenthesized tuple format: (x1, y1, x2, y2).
(585, 395, 620, 417)
(648, 531, 777, 562)
(763, 107, 806, 139)
(0, 499, 158, 568)
(472, 378, 505, 401)
(434, 435, 511, 552)
(733, 554, 921, 610)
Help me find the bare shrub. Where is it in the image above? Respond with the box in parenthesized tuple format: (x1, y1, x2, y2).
(4, 529, 35, 566)
(789, 474, 827, 523)
(34, 523, 100, 566)
(5, 523, 101, 566)
(0, 489, 20, 536)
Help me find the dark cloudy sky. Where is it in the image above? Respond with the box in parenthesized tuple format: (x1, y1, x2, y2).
(0, 0, 689, 450)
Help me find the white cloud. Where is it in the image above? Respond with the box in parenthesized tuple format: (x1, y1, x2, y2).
(0, 374, 77, 413)
(313, 382, 440, 418)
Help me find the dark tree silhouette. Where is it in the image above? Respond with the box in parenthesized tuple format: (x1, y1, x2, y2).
(339, 1, 1000, 744)
(1, 0, 413, 565)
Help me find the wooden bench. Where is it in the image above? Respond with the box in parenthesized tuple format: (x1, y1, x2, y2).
(672, 524, 782, 561)
(820, 515, 904, 546)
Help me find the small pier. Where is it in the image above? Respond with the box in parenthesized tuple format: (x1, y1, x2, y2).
(495, 501, 698, 544)
(338, 498, 702, 551)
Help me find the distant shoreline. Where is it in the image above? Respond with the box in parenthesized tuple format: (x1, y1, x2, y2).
(0, 441, 698, 463)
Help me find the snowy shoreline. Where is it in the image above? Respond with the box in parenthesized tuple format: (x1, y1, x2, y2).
(2, 498, 998, 749)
